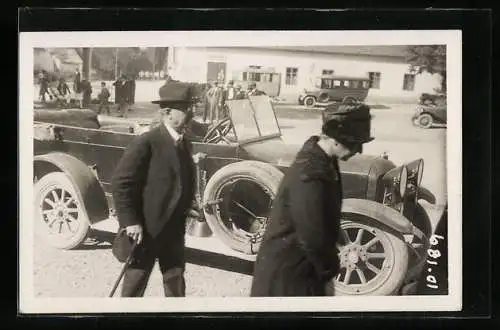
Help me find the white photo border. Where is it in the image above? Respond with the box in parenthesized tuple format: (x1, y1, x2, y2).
(19, 30, 462, 314)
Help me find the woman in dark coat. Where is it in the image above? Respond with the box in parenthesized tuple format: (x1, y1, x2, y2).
(250, 103, 374, 297)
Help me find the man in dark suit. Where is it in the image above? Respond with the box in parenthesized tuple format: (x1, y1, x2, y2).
(246, 82, 266, 97)
(250, 103, 374, 297)
(111, 82, 197, 297)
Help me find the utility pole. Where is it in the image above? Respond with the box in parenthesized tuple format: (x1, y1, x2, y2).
(152, 48, 156, 78)
(115, 48, 119, 80)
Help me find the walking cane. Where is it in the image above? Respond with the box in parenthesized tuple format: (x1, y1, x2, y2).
(109, 238, 138, 297)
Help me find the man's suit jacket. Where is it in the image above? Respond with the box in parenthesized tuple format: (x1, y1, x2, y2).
(111, 124, 196, 239)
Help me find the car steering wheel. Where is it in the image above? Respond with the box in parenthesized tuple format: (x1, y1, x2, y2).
(202, 117, 233, 144)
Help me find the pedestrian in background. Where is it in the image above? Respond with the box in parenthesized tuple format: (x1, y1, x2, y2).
(81, 79, 93, 108)
(234, 84, 246, 100)
(38, 70, 50, 103)
(250, 103, 374, 297)
(73, 68, 82, 108)
(97, 82, 111, 115)
(113, 74, 128, 117)
(57, 77, 71, 107)
(246, 82, 266, 97)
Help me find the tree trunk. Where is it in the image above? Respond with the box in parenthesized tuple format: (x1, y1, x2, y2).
(440, 71, 447, 93)
(82, 48, 92, 81)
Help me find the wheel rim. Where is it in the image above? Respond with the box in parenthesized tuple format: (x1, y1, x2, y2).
(305, 98, 314, 106)
(419, 116, 430, 126)
(330, 221, 395, 295)
(212, 176, 273, 244)
(37, 183, 83, 241)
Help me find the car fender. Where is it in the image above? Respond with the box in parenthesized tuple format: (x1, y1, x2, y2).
(341, 198, 413, 235)
(34, 152, 109, 225)
(417, 186, 436, 204)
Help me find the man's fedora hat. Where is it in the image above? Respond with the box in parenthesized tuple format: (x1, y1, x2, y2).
(152, 81, 195, 111)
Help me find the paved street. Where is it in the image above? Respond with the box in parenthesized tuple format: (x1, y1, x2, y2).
(32, 102, 448, 298)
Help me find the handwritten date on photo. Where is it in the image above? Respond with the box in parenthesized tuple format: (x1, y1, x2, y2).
(424, 234, 447, 293)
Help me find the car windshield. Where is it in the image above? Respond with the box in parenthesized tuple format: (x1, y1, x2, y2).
(226, 95, 281, 142)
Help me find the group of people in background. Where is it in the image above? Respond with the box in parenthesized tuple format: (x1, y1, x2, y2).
(37, 68, 93, 109)
(36, 70, 269, 123)
(202, 80, 266, 123)
(35, 68, 136, 117)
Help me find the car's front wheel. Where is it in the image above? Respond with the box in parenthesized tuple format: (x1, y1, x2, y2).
(34, 172, 90, 250)
(303, 96, 316, 108)
(417, 113, 434, 129)
(326, 215, 409, 296)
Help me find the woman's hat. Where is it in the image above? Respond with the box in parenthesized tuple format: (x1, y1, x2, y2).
(321, 102, 375, 146)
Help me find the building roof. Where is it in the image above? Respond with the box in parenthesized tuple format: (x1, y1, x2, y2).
(259, 46, 408, 58)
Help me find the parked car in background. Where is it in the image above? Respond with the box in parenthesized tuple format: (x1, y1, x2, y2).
(298, 75, 371, 107)
(412, 104, 447, 129)
(419, 92, 446, 107)
(33, 95, 437, 296)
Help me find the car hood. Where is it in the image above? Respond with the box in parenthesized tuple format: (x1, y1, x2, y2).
(239, 136, 394, 173)
(239, 137, 299, 167)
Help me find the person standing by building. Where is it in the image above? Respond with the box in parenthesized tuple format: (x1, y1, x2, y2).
(81, 79, 93, 108)
(206, 81, 221, 123)
(73, 67, 82, 107)
(250, 103, 374, 297)
(38, 70, 50, 103)
(111, 82, 198, 297)
(246, 82, 266, 97)
(113, 74, 128, 117)
(130, 74, 136, 105)
(234, 85, 246, 100)
(56, 77, 71, 106)
(220, 80, 236, 117)
(97, 81, 111, 115)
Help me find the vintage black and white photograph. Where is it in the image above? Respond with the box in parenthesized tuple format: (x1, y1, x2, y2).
(19, 30, 462, 313)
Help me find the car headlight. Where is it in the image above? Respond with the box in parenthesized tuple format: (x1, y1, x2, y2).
(405, 158, 424, 187)
(382, 165, 408, 199)
(399, 166, 408, 197)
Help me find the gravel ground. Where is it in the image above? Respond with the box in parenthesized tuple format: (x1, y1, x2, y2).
(31, 102, 448, 298)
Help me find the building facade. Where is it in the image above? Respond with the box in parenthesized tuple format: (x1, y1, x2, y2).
(167, 46, 442, 103)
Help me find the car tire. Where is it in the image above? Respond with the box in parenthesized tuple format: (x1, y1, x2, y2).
(418, 113, 434, 129)
(327, 215, 409, 296)
(202, 160, 284, 255)
(318, 94, 330, 103)
(342, 96, 357, 104)
(303, 96, 316, 108)
(34, 172, 90, 250)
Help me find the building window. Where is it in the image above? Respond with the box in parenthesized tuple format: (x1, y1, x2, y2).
(285, 67, 298, 86)
(368, 72, 381, 89)
(403, 73, 416, 91)
(322, 69, 334, 75)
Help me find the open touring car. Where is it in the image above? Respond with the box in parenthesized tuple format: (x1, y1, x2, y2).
(33, 95, 437, 296)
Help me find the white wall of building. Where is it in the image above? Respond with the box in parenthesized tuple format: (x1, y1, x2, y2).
(168, 47, 442, 103)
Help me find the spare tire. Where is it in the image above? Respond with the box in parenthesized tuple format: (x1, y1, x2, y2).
(202, 160, 284, 254)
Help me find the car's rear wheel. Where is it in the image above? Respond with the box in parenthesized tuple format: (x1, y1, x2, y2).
(303, 96, 316, 108)
(34, 172, 90, 250)
(342, 96, 358, 104)
(318, 94, 330, 103)
(326, 215, 409, 296)
(418, 113, 434, 129)
(202, 161, 284, 254)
